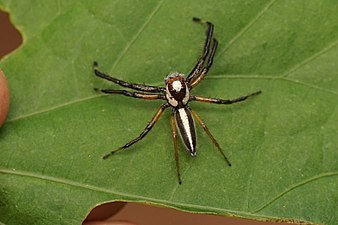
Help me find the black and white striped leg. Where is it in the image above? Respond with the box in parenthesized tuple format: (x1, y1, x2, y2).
(186, 17, 214, 84)
(189, 38, 218, 88)
(102, 103, 169, 159)
(190, 109, 231, 167)
(190, 90, 262, 105)
(93, 61, 165, 93)
(170, 113, 182, 184)
(95, 88, 166, 100)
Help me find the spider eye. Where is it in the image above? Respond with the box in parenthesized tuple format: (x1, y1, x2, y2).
(165, 72, 181, 82)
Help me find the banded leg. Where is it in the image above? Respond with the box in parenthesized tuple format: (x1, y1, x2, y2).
(190, 109, 231, 166)
(93, 61, 165, 93)
(189, 38, 218, 88)
(95, 88, 166, 100)
(102, 103, 169, 159)
(170, 113, 182, 184)
(190, 90, 262, 104)
(186, 17, 214, 84)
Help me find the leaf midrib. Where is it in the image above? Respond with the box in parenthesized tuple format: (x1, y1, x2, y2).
(1, 168, 336, 218)
(0, 167, 259, 217)
(6, 74, 337, 123)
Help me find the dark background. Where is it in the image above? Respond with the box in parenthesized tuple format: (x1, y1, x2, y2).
(0, 10, 290, 225)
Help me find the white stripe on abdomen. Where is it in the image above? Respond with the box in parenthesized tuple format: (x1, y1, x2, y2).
(177, 108, 194, 153)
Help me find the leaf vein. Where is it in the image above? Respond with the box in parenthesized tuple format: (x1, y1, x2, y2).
(217, 0, 278, 58)
(281, 39, 338, 78)
(168, 162, 193, 201)
(108, 0, 165, 73)
(280, 77, 338, 95)
(245, 113, 269, 210)
(251, 172, 338, 213)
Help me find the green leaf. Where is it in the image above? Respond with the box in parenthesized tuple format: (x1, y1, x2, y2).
(1, 0, 337, 224)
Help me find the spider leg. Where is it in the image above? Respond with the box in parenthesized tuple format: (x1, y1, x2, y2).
(95, 88, 166, 100)
(190, 109, 231, 167)
(102, 103, 169, 159)
(188, 38, 218, 88)
(93, 61, 165, 93)
(190, 90, 262, 104)
(186, 17, 214, 85)
(170, 112, 182, 184)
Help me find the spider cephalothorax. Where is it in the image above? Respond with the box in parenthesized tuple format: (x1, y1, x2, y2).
(94, 17, 261, 184)
(165, 72, 190, 108)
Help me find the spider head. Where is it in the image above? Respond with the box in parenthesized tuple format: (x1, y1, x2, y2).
(165, 72, 190, 107)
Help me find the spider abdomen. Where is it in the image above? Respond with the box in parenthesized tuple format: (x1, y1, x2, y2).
(174, 107, 196, 157)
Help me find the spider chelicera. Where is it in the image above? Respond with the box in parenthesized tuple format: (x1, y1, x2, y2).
(94, 17, 261, 184)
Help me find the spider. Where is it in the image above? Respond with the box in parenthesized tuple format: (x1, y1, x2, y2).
(93, 17, 261, 184)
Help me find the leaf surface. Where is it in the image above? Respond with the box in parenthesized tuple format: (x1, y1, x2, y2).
(0, 1, 337, 224)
